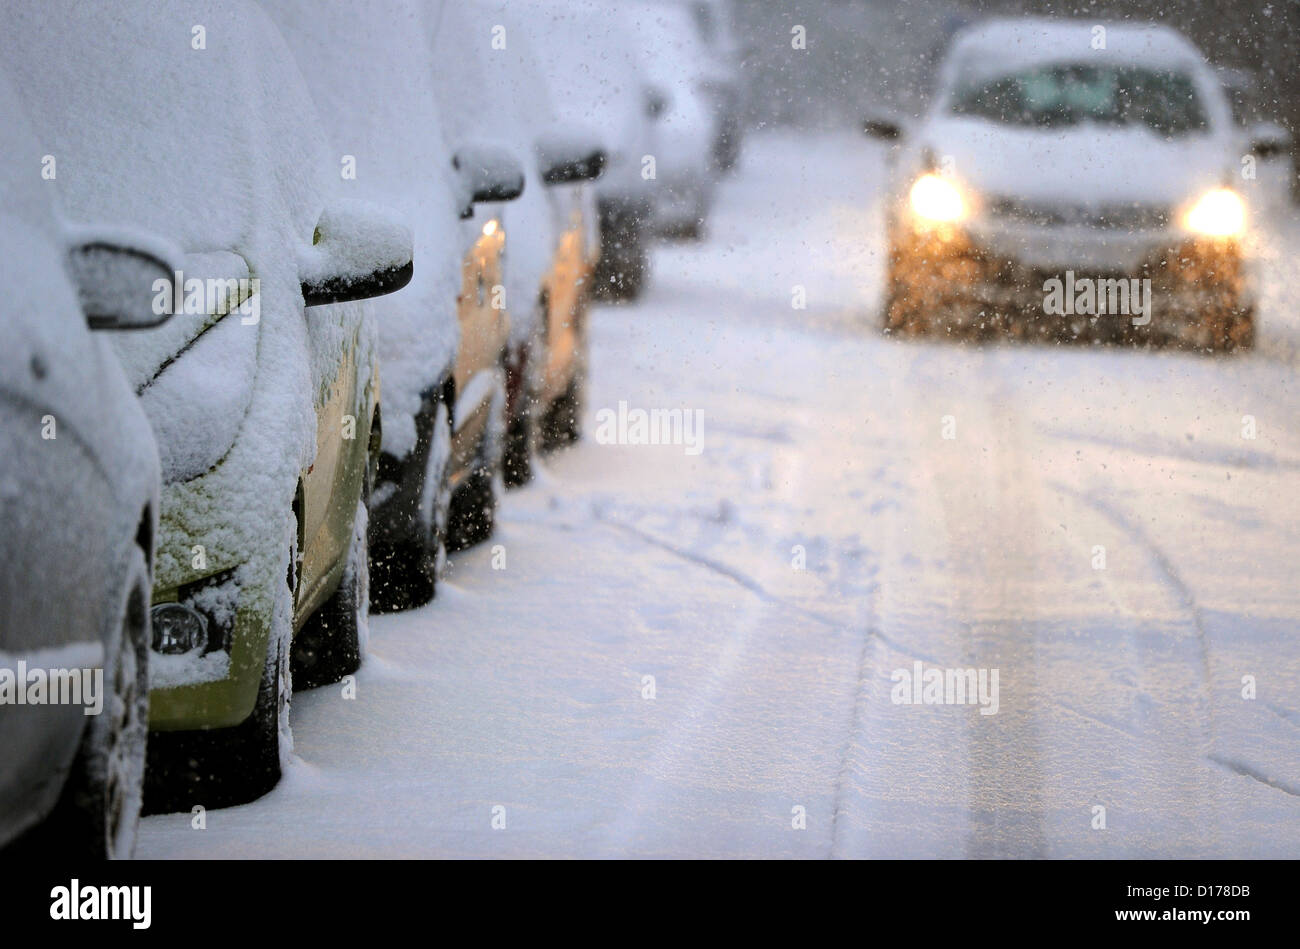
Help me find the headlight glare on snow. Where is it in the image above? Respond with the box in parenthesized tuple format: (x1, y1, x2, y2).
(151, 602, 209, 655)
(910, 173, 967, 224)
(1184, 188, 1246, 238)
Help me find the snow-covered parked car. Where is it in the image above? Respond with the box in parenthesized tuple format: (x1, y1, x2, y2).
(679, 0, 748, 173)
(514, 0, 661, 300)
(620, 0, 721, 239)
(0, 76, 177, 858)
(438, 0, 606, 486)
(868, 18, 1259, 351)
(263, 0, 522, 612)
(0, 0, 414, 811)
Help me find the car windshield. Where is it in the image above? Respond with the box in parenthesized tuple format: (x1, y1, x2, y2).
(949, 63, 1208, 134)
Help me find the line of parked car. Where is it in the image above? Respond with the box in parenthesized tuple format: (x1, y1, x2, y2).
(0, 0, 745, 858)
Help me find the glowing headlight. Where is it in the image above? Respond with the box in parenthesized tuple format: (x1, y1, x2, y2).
(1184, 188, 1245, 238)
(910, 173, 967, 223)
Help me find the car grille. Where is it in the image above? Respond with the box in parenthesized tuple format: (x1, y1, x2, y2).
(986, 196, 1170, 231)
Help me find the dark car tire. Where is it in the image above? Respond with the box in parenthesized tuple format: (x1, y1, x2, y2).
(370, 396, 451, 612)
(291, 496, 369, 691)
(447, 466, 497, 553)
(143, 624, 290, 815)
(541, 373, 584, 452)
(503, 410, 534, 488)
(594, 202, 649, 302)
(143, 524, 295, 814)
(596, 250, 647, 301)
(21, 548, 151, 859)
(503, 329, 543, 490)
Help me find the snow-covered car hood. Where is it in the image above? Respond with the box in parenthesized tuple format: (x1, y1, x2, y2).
(918, 116, 1232, 208)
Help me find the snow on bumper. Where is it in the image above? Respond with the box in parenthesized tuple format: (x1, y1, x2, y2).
(884, 219, 1252, 346)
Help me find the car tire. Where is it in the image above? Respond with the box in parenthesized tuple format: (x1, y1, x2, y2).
(594, 203, 648, 302)
(446, 466, 497, 553)
(143, 522, 295, 814)
(291, 496, 369, 691)
(541, 373, 583, 452)
(447, 377, 503, 553)
(503, 374, 539, 489)
(27, 547, 150, 858)
(502, 410, 535, 488)
(370, 396, 451, 612)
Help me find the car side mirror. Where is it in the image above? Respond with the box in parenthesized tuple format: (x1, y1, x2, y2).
(299, 200, 414, 308)
(1249, 121, 1292, 159)
(863, 117, 903, 141)
(537, 133, 607, 185)
(452, 144, 525, 217)
(645, 87, 669, 120)
(65, 229, 181, 330)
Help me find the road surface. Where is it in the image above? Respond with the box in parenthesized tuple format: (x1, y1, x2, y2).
(140, 131, 1300, 858)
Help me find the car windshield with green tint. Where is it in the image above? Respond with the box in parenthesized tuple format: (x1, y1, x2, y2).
(950, 64, 1208, 135)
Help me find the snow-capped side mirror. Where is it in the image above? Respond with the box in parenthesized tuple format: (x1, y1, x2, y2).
(537, 132, 607, 185)
(453, 143, 525, 217)
(644, 86, 669, 120)
(863, 117, 903, 141)
(1249, 121, 1292, 159)
(299, 200, 414, 308)
(64, 227, 182, 331)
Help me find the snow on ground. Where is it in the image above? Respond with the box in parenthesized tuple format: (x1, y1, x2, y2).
(139, 130, 1300, 858)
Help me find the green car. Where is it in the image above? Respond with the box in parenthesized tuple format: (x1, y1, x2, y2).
(3, 0, 414, 810)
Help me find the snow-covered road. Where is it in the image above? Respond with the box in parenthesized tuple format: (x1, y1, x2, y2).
(140, 131, 1300, 858)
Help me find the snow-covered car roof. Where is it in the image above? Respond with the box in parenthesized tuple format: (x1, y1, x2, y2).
(490, 0, 644, 140)
(939, 17, 1210, 89)
(618, 1, 713, 92)
(0, 0, 328, 259)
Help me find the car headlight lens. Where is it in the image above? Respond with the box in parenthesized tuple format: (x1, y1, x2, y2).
(151, 603, 209, 655)
(910, 173, 967, 223)
(1184, 188, 1245, 238)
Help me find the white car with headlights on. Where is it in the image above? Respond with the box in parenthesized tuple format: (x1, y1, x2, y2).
(866, 18, 1262, 352)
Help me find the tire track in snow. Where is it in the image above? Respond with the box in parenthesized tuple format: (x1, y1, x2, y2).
(1048, 480, 1215, 742)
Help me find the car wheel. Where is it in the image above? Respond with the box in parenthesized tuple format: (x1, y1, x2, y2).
(143, 521, 296, 814)
(291, 495, 369, 691)
(541, 373, 584, 452)
(34, 547, 150, 858)
(594, 205, 648, 302)
(447, 377, 503, 552)
(447, 467, 497, 553)
(503, 363, 539, 489)
(370, 395, 451, 612)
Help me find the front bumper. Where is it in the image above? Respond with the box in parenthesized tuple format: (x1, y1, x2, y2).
(885, 219, 1252, 346)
